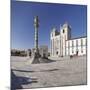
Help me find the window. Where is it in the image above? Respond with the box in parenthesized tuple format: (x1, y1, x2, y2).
(68, 41, 70, 48)
(76, 40, 78, 46)
(81, 50, 83, 53)
(72, 40, 74, 47)
(85, 38, 87, 45)
(81, 39, 83, 46)
(51, 40, 52, 55)
(76, 40, 78, 51)
(81, 39, 83, 53)
(52, 39, 54, 55)
(72, 40, 74, 53)
(56, 51, 58, 55)
(68, 41, 70, 55)
(63, 29, 65, 33)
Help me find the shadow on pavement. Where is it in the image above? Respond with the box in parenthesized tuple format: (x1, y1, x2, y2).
(11, 70, 38, 90)
(12, 69, 35, 73)
(12, 68, 59, 73)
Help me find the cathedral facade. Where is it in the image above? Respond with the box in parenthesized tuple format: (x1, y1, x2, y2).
(50, 23, 87, 57)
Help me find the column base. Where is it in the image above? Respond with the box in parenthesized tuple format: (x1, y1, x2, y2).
(29, 53, 54, 64)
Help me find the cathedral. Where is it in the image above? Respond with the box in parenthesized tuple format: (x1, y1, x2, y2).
(50, 22, 87, 57)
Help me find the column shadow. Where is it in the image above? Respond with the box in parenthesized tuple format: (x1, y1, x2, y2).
(11, 70, 38, 90)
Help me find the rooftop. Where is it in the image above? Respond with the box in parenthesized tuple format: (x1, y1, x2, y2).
(66, 36, 87, 41)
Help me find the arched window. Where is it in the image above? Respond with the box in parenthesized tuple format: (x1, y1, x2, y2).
(63, 29, 65, 33)
(56, 51, 58, 55)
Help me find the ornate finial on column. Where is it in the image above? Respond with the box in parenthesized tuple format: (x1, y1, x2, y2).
(34, 16, 39, 28)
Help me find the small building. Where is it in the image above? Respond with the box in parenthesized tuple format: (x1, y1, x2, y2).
(11, 49, 27, 56)
(39, 45, 48, 58)
(31, 45, 48, 58)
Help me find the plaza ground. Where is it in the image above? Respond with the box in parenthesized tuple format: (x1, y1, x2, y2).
(11, 56, 87, 89)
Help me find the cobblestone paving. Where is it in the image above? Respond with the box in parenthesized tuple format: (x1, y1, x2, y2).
(11, 56, 87, 89)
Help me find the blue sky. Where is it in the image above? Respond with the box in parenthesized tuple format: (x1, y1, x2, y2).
(11, 1, 87, 49)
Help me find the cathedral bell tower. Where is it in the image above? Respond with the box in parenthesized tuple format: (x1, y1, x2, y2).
(60, 22, 71, 56)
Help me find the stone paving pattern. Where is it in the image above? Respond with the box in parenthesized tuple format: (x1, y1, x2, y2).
(11, 56, 87, 89)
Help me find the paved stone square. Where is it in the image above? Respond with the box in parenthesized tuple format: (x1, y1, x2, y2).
(11, 56, 87, 89)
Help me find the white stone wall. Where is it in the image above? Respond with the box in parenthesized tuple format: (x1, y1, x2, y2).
(50, 30, 60, 57)
(66, 37, 86, 56)
(50, 28, 60, 57)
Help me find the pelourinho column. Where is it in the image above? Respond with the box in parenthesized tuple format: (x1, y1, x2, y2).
(34, 16, 39, 55)
(29, 16, 53, 64)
